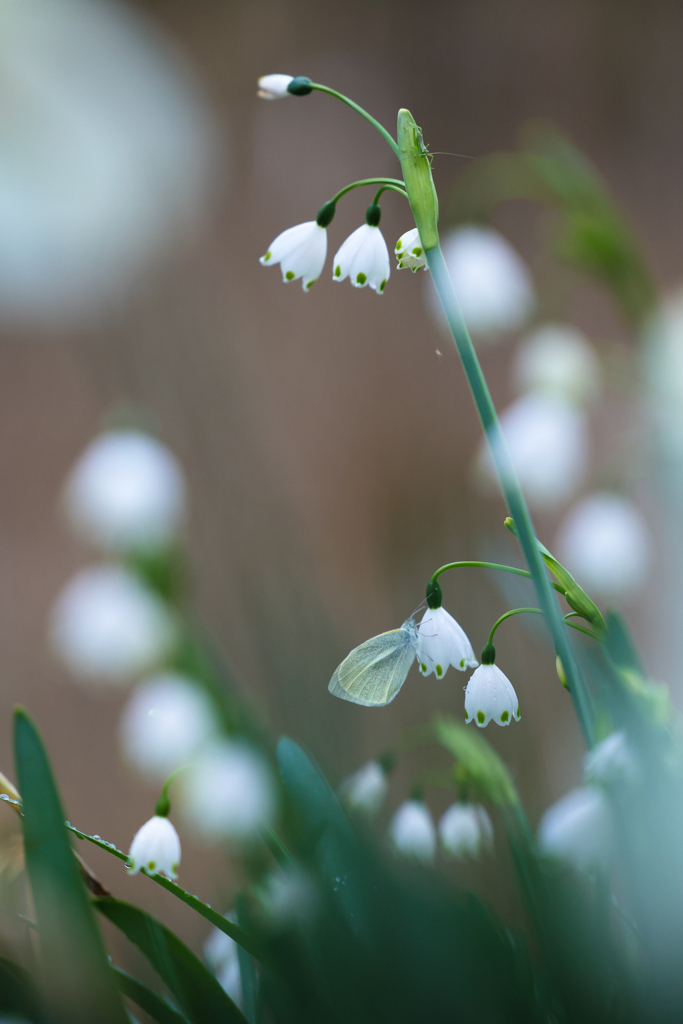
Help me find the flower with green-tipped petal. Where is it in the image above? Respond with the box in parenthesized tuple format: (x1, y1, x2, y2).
(416, 606, 477, 679)
(332, 203, 390, 293)
(260, 221, 327, 291)
(128, 814, 180, 879)
(395, 228, 427, 272)
(464, 645, 520, 727)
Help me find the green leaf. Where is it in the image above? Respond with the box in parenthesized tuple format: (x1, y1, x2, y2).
(111, 964, 189, 1024)
(13, 707, 129, 1024)
(96, 898, 248, 1024)
(432, 714, 520, 808)
(0, 956, 42, 1020)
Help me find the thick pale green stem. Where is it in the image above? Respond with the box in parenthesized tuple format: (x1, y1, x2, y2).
(426, 243, 594, 744)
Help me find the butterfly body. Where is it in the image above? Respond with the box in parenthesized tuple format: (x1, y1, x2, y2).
(328, 618, 419, 707)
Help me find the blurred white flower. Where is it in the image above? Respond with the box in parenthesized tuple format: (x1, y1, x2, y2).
(119, 673, 217, 781)
(428, 226, 534, 338)
(388, 800, 436, 865)
(395, 228, 427, 272)
(338, 760, 388, 817)
(128, 814, 180, 879)
(644, 290, 683, 463)
(257, 74, 293, 99)
(0, 0, 216, 323)
(260, 221, 326, 291)
(584, 731, 639, 786)
(537, 786, 613, 872)
(476, 392, 590, 511)
(50, 565, 176, 684)
(179, 740, 277, 842)
(514, 323, 601, 405)
(416, 606, 477, 679)
(465, 663, 520, 728)
(204, 913, 243, 1008)
(257, 867, 318, 929)
(438, 803, 493, 859)
(333, 222, 390, 293)
(64, 430, 186, 552)
(556, 493, 651, 597)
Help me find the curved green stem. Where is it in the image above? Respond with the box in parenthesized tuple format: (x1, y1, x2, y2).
(328, 177, 405, 205)
(373, 184, 409, 203)
(488, 607, 600, 645)
(425, 243, 595, 745)
(309, 84, 399, 156)
(430, 560, 566, 596)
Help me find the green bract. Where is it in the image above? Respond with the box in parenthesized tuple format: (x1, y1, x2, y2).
(397, 109, 439, 253)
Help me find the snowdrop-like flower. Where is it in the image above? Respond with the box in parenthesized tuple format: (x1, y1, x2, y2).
(119, 673, 218, 782)
(64, 430, 186, 552)
(257, 867, 318, 929)
(128, 815, 180, 879)
(388, 800, 436, 865)
(584, 731, 639, 786)
(338, 760, 388, 817)
(417, 606, 478, 678)
(49, 565, 176, 685)
(556, 492, 651, 598)
(179, 739, 277, 842)
(429, 226, 534, 338)
(257, 74, 294, 99)
(537, 786, 613, 872)
(476, 392, 590, 511)
(465, 658, 520, 728)
(260, 220, 327, 291)
(332, 204, 390, 293)
(204, 913, 243, 1008)
(395, 228, 427, 272)
(438, 803, 493, 859)
(514, 324, 601, 406)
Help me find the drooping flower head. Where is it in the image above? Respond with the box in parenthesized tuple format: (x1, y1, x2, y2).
(257, 74, 294, 99)
(332, 203, 390, 293)
(537, 785, 613, 873)
(464, 643, 520, 727)
(128, 814, 181, 879)
(260, 220, 328, 292)
(338, 759, 389, 817)
(417, 606, 477, 679)
(388, 799, 436, 865)
(438, 803, 493, 859)
(395, 228, 427, 272)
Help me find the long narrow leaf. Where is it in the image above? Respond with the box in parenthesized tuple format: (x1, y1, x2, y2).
(111, 964, 189, 1024)
(96, 897, 248, 1024)
(14, 707, 129, 1024)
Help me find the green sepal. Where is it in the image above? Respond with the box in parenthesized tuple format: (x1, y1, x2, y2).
(154, 793, 171, 817)
(365, 203, 381, 226)
(481, 642, 496, 665)
(504, 517, 606, 635)
(287, 76, 313, 96)
(426, 578, 443, 609)
(316, 201, 336, 227)
(397, 109, 439, 252)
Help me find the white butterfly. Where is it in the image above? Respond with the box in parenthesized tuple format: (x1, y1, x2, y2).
(328, 618, 419, 707)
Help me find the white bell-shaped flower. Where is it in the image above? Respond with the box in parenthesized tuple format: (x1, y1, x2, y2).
(583, 731, 639, 786)
(179, 739, 277, 842)
(204, 913, 243, 1008)
(257, 74, 293, 99)
(537, 785, 613, 873)
(395, 228, 427, 272)
(556, 492, 651, 598)
(257, 867, 318, 929)
(64, 430, 186, 553)
(50, 564, 176, 685)
(476, 392, 590, 511)
(416, 606, 478, 679)
(465, 659, 520, 728)
(119, 673, 218, 782)
(388, 800, 436, 865)
(338, 760, 388, 817)
(332, 204, 390, 293)
(438, 803, 493, 859)
(260, 221, 327, 291)
(128, 814, 180, 879)
(514, 324, 601, 406)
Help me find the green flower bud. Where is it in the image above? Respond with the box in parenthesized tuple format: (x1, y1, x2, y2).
(397, 109, 439, 253)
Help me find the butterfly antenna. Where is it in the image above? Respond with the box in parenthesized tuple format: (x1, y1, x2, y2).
(410, 598, 428, 620)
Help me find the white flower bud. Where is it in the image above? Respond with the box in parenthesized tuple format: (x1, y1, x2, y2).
(49, 565, 176, 685)
(395, 228, 427, 272)
(556, 492, 651, 597)
(119, 673, 217, 781)
(63, 430, 186, 552)
(584, 731, 638, 786)
(438, 803, 493, 859)
(128, 815, 180, 878)
(388, 800, 436, 865)
(537, 786, 613, 872)
(338, 760, 388, 817)
(257, 74, 294, 99)
(178, 740, 277, 842)
(514, 323, 601, 405)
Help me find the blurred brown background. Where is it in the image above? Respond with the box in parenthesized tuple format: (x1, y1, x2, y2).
(0, 0, 679, 958)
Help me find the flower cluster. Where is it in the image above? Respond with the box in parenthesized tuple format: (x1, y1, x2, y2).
(388, 799, 494, 864)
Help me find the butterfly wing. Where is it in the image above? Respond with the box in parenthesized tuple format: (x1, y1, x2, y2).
(328, 625, 417, 707)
